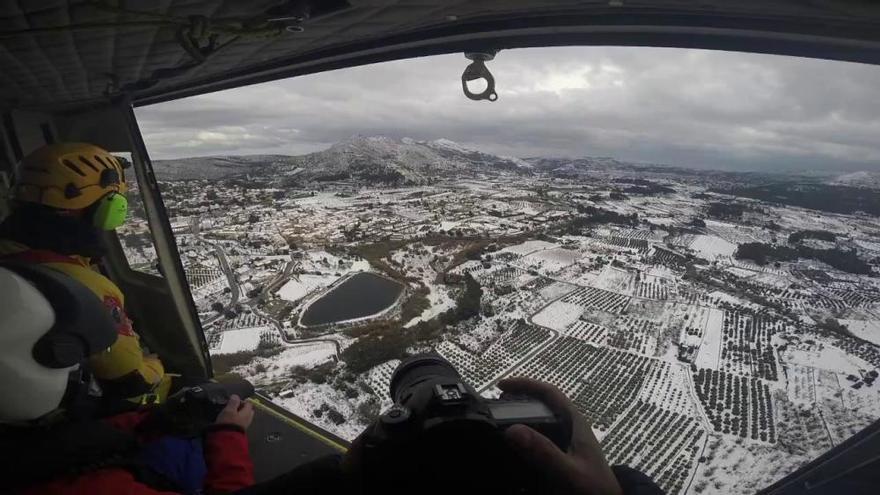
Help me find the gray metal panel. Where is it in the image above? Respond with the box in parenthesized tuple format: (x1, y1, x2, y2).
(248, 395, 348, 483)
(760, 417, 880, 494)
(0, 1, 879, 110)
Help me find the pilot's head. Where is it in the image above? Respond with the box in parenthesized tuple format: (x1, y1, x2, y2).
(13, 143, 129, 231)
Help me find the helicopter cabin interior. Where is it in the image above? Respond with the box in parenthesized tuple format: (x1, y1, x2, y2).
(1, 0, 880, 490)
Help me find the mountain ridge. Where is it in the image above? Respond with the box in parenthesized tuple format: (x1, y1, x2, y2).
(152, 135, 533, 184)
(151, 135, 872, 188)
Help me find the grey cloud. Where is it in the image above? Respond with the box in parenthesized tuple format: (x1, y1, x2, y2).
(135, 46, 880, 172)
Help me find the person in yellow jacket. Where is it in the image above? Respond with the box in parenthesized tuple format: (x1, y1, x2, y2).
(0, 142, 170, 406)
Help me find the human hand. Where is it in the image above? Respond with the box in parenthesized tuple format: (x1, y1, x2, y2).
(214, 395, 255, 430)
(498, 377, 622, 495)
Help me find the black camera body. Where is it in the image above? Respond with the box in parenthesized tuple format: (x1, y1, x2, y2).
(159, 378, 254, 435)
(359, 355, 571, 495)
(173, 379, 255, 415)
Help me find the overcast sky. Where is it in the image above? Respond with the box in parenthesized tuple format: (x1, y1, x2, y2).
(136, 47, 880, 173)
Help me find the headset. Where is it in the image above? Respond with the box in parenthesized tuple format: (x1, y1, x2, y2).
(90, 168, 129, 231)
(90, 192, 128, 231)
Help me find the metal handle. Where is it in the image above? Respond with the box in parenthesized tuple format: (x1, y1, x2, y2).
(461, 51, 499, 102)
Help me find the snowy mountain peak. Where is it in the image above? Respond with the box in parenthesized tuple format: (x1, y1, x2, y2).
(290, 135, 533, 185)
(427, 138, 476, 154)
(153, 136, 533, 183)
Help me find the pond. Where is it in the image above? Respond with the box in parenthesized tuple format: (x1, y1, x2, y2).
(300, 272, 404, 327)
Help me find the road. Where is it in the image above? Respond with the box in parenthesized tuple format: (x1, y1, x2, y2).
(251, 305, 341, 357)
(192, 213, 240, 327)
(681, 361, 715, 494)
(201, 245, 240, 327)
(260, 260, 295, 300)
(214, 245, 240, 307)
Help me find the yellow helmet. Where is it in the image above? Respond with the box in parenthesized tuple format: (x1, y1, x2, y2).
(14, 143, 128, 211)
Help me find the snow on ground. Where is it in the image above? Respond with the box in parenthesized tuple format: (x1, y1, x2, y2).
(405, 287, 455, 327)
(690, 434, 814, 495)
(749, 271, 793, 288)
(694, 308, 724, 370)
(854, 238, 880, 252)
(638, 362, 696, 415)
(214, 327, 267, 354)
(689, 234, 737, 260)
(593, 265, 633, 293)
(390, 244, 458, 328)
(709, 290, 753, 308)
(782, 343, 874, 375)
(274, 342, 336, 369)
(501, 240, 557, 256)
(290, 191, 351, 208)
(278, 273, 339, 302)
(452, 311, 525, 354)
(801, 238, 837, 250)
(532, 301, 583, 331)
(521, 248, 580, 273)
(644, 216, 676, 226)
(273, 381, 370, 441)
(840, 319, 880, 346)
(238, 341, 338, 384)
(304, 249, 370, 272)
(725, 266, 756, 279)
(645, 265, 678, 280)
(538, 281, 577, 301)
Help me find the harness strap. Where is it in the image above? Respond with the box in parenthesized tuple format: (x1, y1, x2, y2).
(0, 248, 85, 266)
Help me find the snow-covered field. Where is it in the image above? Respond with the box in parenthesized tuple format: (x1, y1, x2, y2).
(214, 327, 268, 354)
(274, 342, 336, 370)
(501, 240, 557, 256)
(521, 247, 580, 272)
(694, 308, 724, 370)
(278, 273, 339, 302)
(272, 381, 371, 440)
(783, 342, 874, 374)
(538, 281, 577, 301)
(532, 301, 583, 330)
(840, 319, 880, 346)
(689, 234, 738, 259)
(593, 265, 633, 293)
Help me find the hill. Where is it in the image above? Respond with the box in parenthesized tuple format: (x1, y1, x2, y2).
(152, 154, 288, 181)
(152, 136, 532, 185)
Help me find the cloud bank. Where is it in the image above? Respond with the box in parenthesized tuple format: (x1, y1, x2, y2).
(136, 47, 880, 172)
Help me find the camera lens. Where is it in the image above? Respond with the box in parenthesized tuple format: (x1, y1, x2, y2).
(389, 354, 461, 403)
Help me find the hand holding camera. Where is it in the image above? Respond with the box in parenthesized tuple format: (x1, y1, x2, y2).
(214, 394, 255, 430)
(499, 377, 623, 495)
(158, 378, 255, 435)
(349, 354, 623, 495)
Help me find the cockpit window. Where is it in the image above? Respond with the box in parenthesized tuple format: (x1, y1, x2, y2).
(134, 47, 880, 494)
(114, 153, 163, 278)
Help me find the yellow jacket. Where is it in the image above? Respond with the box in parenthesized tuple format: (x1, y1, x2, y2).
(0, 240, 167, 402)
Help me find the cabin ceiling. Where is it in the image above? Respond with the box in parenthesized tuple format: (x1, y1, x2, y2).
(1, 0, 880, 111)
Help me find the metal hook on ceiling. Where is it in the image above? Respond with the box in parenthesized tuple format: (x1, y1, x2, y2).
(462, 51, 499, 102)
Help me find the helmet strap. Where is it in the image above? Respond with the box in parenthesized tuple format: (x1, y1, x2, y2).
(0, 204, 106, 259)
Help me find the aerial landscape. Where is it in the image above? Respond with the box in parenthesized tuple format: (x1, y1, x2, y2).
(119, 135, 880, 494)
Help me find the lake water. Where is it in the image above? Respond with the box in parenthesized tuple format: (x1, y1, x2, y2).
(300, 272, 404, 326)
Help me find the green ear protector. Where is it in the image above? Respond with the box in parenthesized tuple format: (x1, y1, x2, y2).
(91, 192, 128, 231)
